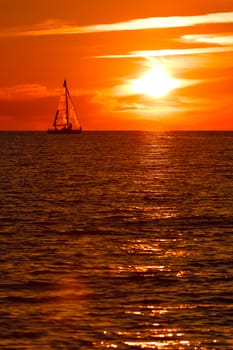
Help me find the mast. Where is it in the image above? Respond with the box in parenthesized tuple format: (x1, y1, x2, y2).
(64, 79, 69, 127)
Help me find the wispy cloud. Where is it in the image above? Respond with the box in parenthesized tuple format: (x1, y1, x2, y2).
(0, 82, 97, 102)
(73, 12, 233, 33)
(1, 12, 233, 37)
(96, 46, 233, 59)
(182, 34, 233, 45)
(93, 90, 218, 116)
(0, 84, 55, 100)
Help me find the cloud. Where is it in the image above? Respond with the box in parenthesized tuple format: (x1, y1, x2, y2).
(1, 12, 233, 37)
(0, 84, 55, 100)
(182, 34, 233, 45)
(96, 46, 233, 59)
(82, 12, 233, 32)
(0, 83, 93, 102)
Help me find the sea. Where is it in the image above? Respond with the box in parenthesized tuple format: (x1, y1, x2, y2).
(0, 131, 232, 349)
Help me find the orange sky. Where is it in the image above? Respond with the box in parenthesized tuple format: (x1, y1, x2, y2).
(0, 0, 233, 130)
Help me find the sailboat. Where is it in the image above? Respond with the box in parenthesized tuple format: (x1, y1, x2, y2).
(48, 79, 82, 134)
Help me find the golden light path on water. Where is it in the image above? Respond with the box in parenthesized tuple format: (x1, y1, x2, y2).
(1, 131, 232, 349)
(91, 236, 218, 349)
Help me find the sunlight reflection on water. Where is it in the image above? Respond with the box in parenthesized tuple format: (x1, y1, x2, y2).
(0, 131, 232, 349)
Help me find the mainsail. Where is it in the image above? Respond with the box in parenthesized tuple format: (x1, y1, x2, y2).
(48, 80, 82, 134)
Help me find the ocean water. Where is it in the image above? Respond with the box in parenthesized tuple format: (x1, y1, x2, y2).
(0, 131, 232, 349)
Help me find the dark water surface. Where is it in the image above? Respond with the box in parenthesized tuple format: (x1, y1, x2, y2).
(0, 131, 232, 349)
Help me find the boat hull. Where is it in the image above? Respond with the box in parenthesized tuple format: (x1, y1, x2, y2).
(47, 129, 82, 134)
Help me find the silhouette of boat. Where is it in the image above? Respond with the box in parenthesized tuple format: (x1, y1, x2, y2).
(48, 79, 82, 134)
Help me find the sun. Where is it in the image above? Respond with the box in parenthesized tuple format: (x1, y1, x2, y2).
(131, 66, 179, 98)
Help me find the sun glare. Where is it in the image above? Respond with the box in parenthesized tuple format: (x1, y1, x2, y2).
(131, 66, 179, 98)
